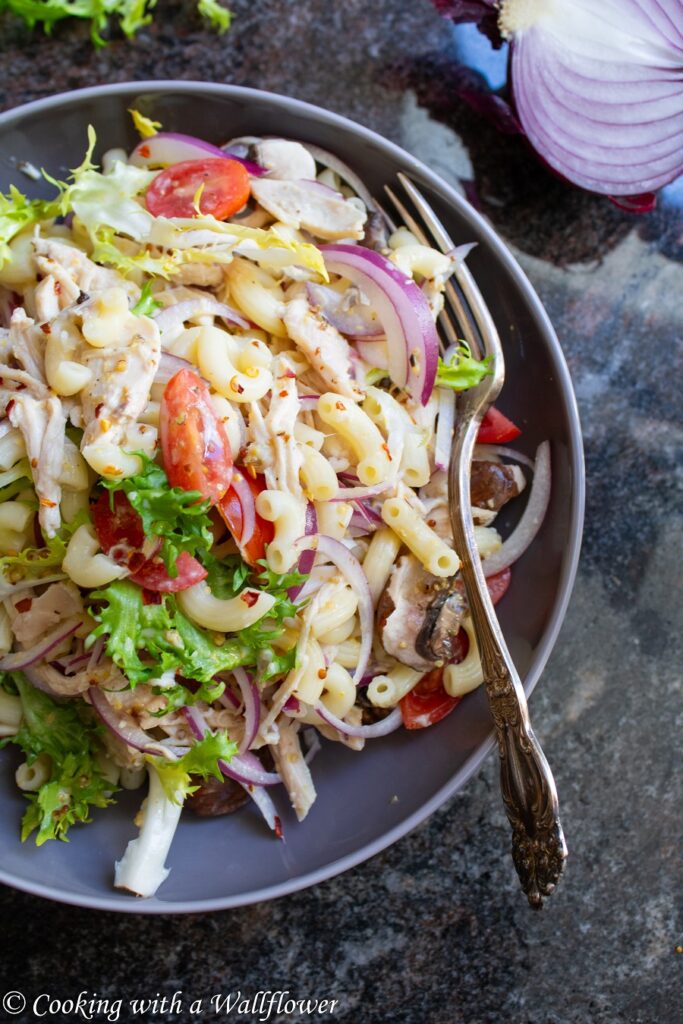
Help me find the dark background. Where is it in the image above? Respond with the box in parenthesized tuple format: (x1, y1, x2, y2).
(0, 2, 681, 1022)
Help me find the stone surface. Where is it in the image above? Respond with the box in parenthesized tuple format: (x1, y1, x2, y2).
(0, 2, 681, 1022)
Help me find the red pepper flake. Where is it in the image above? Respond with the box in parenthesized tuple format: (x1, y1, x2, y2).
(54, 281, 62, 295)
(142, 589, 162, 605)
(95, 403, 104, 418)
(427, 518, 436, 528)
(40, 323, 51, 335)
(240, 591, 259, 607)
(279, 390, 288, 399)
(128, 551, 148, 572)
(39, 498, 57, 508)
(30, 458, 38, 469)
(274, 816, 284, 840)
(317, 668, 328, 680)
(382, 442, 392, 461)
(15, 597, 32, 613)
(139, 144, 150, 158)
(5, 399, 15, 416)
(335, 401, 346, 411)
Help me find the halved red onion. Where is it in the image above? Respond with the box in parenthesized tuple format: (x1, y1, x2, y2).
(306, 283, 383, 337)
(288, 502, 318, 601)
(302, 143, 379, 211)
(154, 298, 248, 335)
(315, 703, 403, 738)
(232, 666, 260, 753)
(0, 619, 81, 671)
(321, 245, 439, 405)
(130, 132, 266, 176)
(434, 386, 456, 472)
(230, 471, 257, 548)
(287, 534, 373, 684)
(90, 686, 184, 757)
(505, 0, 683, 195)
(482, 441, 551, 577)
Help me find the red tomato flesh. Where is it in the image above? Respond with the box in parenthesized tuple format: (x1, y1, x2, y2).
(160, 369, 233, 505)
(92, 490, 207, 593)
(145, 158, 250, 220)
(400, 667, 461, 730)
(487, 567, 512, 606)
(477, 407, 522, 444)
(218, 471, 274, 567)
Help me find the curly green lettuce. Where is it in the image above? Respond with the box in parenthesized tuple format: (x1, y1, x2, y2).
(151, 730, 237, 803)
(436, 342, 493, 392)
(1, 673, 116, 845)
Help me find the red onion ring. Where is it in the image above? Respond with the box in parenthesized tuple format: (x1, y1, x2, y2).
(330, 483, 391, 502)
(183, 705, 282, 787)
(229, 471, 257, 548)
(306, 282, 383, 338)
(154, 298, 248, 334)
(287, 502, 318, 601)
(130, 132, 266, 176)
(287, 534, 373, 684)
(482, 441, 551, 577)
(90, 686, 184, 757)
(321, 245, 439, 406)
(315, 703, 403, 738)
(232, 667, 260, 754)
(302, 143, 380, 211)
(298, 395, 321, 411)
(0, 619, 81, 671)
(474, 444, 536, 471)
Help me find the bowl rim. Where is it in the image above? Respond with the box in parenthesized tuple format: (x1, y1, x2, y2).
(0, 80, 585, 914)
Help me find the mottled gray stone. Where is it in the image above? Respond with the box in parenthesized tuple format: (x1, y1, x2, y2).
(0, 2, 681, 1022)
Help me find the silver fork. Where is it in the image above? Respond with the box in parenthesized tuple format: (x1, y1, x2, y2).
(384, 173, 567, 908)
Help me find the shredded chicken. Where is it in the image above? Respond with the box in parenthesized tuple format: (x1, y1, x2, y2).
(251, 179, 366, 240)
(8, 393, 66, 537)
(33, 238, 132, 301)
(33, 274, 63, 322)
(8, 307, 45, 383)
(10, 582, 83, 646)
(254, 139, 317, 180)
(80, 317, 161, 449)
(283, 295, 363, 402)
(271, 717, 316, 822)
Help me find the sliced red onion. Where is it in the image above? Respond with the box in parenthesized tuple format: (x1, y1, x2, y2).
(230, 471, 257, 548)
(283, 694, 300, 714)
(154, 298, 248, 335)
(90, 686, 184, 757)
(220, 751, 282, 788)
(238, 781, 282, 835)
(86, 634, 105, 672)
(302, 143, 379, 211)
(354, 338, 389, 370)
(474, 443, 536, 471)
(287, 502, 318, 601)
(306, 282, 383, 337)
(302, 726, 322, 765)
(0, 619, 80, 671)
(232, 667, 260, 753)
(287, 534, 373, 684)
(505, 1, 683, 195)
(298, 394, 321, 410)
(353, 500, 383, 526)
(315, 703, 403, 738)
(130, 132, 266, 176)
(21, 666, 63, 696)
(321, 245, 439, 405)
(434, 387, 456, 472)
(183, 705, 282, 787)
(482, 441, 551, 577)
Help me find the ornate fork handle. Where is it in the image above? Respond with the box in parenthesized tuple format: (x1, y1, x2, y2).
(449, 419, 568, 909)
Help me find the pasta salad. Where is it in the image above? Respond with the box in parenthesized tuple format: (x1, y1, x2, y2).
(0, 115, 550, 897)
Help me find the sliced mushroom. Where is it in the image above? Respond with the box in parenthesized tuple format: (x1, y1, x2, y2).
(254, 139, 317, 181)
(186, 775, 249, 817)
(470, 460, 525, 511)
(378, 554, 467, 671)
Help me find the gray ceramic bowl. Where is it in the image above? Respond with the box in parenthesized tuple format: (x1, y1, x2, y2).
(0, 82, 584, 913)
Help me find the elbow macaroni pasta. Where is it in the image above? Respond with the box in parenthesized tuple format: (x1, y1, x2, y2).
(381, 496, 460, 578)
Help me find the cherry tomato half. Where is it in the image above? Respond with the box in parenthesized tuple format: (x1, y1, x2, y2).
(145, 158, 250, 220)
(218, 471, 274, 566)
(92, 490, 207, 593)
(477, 407, 522, 444)
(160, 369, 233, 504)
(487, 567, 512, 606)
(400, 667, 461, 730)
